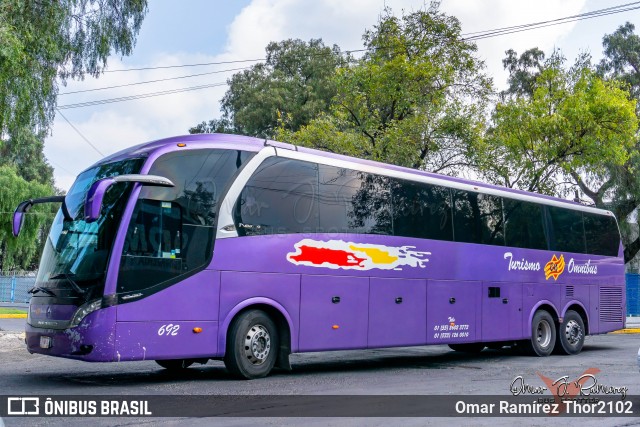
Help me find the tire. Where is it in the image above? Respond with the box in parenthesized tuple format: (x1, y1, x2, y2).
(155, 359, 194, 370)
(555, 310, 585, 355)
(224, 309, 278, 379)
(522, 310, 556, 356)
(448, 343, 485, 353)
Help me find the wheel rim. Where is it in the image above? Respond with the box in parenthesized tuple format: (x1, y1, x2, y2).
(536, 319, 552, 348)
(564, 320, 583, 346)
(244, 324, 271, 366)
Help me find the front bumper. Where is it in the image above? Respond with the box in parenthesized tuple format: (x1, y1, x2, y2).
(25, 306, 117, 362)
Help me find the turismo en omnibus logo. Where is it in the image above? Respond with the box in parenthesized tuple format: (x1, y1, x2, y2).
(503, 252, 597, 280)
(544, 255, 565, 280)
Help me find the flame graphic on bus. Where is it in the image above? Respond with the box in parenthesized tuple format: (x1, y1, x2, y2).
(286, 239, 431, 271)
(544, 254, 565, 281)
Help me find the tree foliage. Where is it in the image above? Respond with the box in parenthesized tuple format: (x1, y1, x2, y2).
(0, 0, 148, 268)
(277, 4, 492, 173)
(599, 22, 640, 105)
(0, 166, 54, 270)
(596, 22, 640, 262)
(478, 51, 637, 197)
(0, 0, 148, 139)
(501, 47, 545, 98)
(191, 39, 343, 138)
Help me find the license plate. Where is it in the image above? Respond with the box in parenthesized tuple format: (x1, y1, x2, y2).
(39, 336, 52, 349)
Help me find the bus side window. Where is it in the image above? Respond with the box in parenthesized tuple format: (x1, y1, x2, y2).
(546, 206, 586, 254)
(234, 157, 319, 236)
(390, 179, 453, 241)
(452, 190, 504, 246)
(123, 200, 183, 259)
(584, 212, 620, 256)
(317, 165, 392, 235)
(503, 199, 547, 250)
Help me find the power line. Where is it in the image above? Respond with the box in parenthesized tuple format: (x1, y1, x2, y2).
(55, 109, 104, 156)
(462, 1, 640, 38)
(464, 3, 640, 41)
(55, 1, 640, 109)
(57, 82, 227, 110)
(103, 58, 264, 73)
(47, 158, 75, 175)
(95, 2, 640, 74)
(58, 66, 252, 95)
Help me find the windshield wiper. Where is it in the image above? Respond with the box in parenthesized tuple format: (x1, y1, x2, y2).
(49, 273, 86, 296)
(28, 286, 57, 297)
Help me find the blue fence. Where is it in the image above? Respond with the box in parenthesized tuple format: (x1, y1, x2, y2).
(627, 273, 640, 317)
(0, 272, 36, 304)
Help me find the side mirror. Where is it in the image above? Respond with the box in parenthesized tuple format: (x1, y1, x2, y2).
(84, 174, 175, 223)
(12, 196, 66, 237)
(12, 210, 25, 237)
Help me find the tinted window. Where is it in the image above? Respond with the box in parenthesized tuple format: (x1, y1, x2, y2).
(391, 179, 453, 241)
(584, 212, 620, 256)
(452, 190, 504, 245)
(317, 165, 392, 235)
(234, 157, 319, 236)
(546, 206, 586, 253)
(503, 199, 547, 250)
(119, 149, 252, 293)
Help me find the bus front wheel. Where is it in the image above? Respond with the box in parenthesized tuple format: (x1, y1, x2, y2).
(224, 309, 278, 379)
(522, 310, 556, 356)
(555, 310, 585, 355)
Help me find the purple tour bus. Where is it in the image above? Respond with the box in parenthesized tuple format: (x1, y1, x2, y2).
(12, 133, 625, 379)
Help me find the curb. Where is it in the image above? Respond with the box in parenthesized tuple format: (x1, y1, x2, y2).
(610, 328, 640, 334)
(0, 314, 26, 319)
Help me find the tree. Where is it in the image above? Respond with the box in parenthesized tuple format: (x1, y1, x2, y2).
(0, 166, 54, 271)
(0, 0, 148, 139)
(191, 39, 344, 138)
(501, 47, 546, 98)
(0, 128, 53, 186)
(596, 22, 640, 262)
(276, 4, 492, 174)
(599, 22, 640, 107)
(478, 51, 637, 196)
(479, 48, 639, 262)
(0, 0, 148, 268)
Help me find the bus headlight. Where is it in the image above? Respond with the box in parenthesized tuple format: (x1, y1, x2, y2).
(69, 299, 102, 328)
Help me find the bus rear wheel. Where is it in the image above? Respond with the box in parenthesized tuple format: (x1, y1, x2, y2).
(224, 309, 278, 379)
(521, 310, 556, 356)
(155, 359, 194, 370)
(555, 310, 585, 355)
(448, 343, 485, 353)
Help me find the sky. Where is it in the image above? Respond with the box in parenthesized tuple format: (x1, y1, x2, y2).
(46, 0, 640, 191)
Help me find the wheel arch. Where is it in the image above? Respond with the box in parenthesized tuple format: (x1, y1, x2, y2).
(526, 300, 560, 338)
(219, 298, 296, 369)
(561, 301, 590, 335)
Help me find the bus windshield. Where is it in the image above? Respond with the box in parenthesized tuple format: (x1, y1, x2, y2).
(35, 158, 145, 298)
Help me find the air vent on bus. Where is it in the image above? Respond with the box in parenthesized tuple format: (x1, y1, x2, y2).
(599, 287, 623, 323)
(566, 286, 574, 298)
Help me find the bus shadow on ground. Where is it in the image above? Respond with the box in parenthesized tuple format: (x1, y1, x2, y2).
(16, 343, 614, 388)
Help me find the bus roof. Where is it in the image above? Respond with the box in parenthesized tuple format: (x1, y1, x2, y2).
(92, 133, 610, 215)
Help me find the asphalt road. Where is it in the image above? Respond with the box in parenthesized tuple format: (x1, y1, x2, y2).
(0, 332, 638, 427)
(0, 319, 25, 332)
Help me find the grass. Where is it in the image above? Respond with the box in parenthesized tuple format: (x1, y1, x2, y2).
(0, 307, 27, 315)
